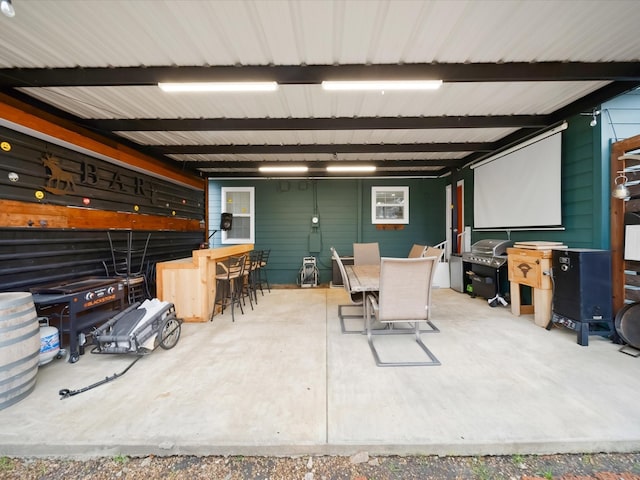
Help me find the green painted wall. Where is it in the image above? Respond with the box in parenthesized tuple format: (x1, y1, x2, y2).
(209, 112, 621, 286)
(464, 114, 609, 249)
(209, 177, 447, 285)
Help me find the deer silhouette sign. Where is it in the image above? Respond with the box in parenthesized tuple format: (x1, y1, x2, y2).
(42, 153, 75, 193)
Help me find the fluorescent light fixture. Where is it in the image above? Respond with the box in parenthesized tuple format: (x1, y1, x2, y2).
(322, 80, 442, 91)
(326, 165, 377, 172)
(259, 166, 309, 173)
(158, 82, 279, 92)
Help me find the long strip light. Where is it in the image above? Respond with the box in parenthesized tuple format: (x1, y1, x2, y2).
(259, 166, 309, 173)
(322, 80, 442, 91)
(158, 82, 279, 92)
(326, 165, 377, 173)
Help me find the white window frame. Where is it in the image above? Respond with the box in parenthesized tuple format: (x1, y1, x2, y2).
(221, 187, 255, 244)
(371, 186, 409, 224)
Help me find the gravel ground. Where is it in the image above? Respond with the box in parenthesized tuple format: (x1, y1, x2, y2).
(1, 452, 640, 480)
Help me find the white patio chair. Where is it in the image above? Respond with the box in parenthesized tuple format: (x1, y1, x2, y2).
(366, 256, 441, 367)
(353, 242, 380, 266)
(331, 247, 366, 334)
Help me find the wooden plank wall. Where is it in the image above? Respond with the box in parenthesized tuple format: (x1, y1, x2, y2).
(610, 133, 640, 312)
(0, 227, 202, 294)
(0, 101, 207, 293)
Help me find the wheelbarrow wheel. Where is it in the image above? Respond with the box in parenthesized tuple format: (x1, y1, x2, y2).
(156, 315, 181, 350)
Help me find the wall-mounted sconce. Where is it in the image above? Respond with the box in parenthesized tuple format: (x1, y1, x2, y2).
(612, 171, 630, 201)
(580, 108, 601, 127)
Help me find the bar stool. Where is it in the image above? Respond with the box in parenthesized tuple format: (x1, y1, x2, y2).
(238, 254, 255, 311)
(106, 230, 151, 304)
(212, 254, 246, 322)
(245, 250, 262, 305)
(255, 249, 271, 295)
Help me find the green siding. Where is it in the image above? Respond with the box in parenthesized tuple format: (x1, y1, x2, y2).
(465, 115, 609, 249)
(208, 113, 620, 285)
(209, 177, 447, 285)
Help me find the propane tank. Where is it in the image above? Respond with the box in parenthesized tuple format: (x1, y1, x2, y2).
(39, 319, 60, 366)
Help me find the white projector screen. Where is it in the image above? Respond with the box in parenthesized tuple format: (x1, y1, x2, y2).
(473, 132, 562, 229)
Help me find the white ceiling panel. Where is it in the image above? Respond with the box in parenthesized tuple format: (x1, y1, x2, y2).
(118, 128, 513, 146)
(1, 0, 639, 177)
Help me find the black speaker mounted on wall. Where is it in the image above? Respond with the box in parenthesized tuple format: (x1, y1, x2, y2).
(220, 213, 233, 231)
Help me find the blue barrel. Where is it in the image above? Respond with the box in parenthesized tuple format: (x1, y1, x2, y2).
(0, 292, 40, 410)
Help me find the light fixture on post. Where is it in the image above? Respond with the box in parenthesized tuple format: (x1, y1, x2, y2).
(612, 171, 630, 201)
(1, 0, 15, 17)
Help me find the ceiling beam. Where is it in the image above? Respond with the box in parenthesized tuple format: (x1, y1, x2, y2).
(459, 81, 640, 168)
(1, 62, 639, 87)
(198, 167, 451, 178)
(154, 142, 494, 155)
(88, 115, 549, 132)
(186, 159, 467, 169)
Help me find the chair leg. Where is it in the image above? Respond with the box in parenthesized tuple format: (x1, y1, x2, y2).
(259, 268, 270, 293)
(366, 308, 440, 367)
(338, 304, 365, 334)
(371, 320, 440, 335)
(243, 274, 254, 311)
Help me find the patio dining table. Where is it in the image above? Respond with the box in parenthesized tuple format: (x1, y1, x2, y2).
(345, 264, 380, 294)
(344, 264, 380, 329)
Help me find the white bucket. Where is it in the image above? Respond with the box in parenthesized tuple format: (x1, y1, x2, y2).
(39, 325, 60, 366)
(0, 292, 40, 410)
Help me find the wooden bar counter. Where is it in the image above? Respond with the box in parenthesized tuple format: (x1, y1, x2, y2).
(507, 247, 554, 328)
(156, 244, 254, 322)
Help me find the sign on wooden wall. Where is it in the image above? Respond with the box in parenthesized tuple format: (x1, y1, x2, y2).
(0, 125, 204, 220)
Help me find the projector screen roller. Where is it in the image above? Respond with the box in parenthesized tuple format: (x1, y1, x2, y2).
(473, 132, 562, 229)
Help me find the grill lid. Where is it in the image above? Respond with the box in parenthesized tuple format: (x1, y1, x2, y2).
(470, 239, 513, 257)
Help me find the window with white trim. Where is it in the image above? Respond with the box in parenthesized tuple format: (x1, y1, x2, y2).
(371, 186, 409, 224)
(221, 187, 255, 244)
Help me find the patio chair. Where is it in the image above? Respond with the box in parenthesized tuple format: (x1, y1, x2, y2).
(331, 247, 366, 334)
(366, 256, 441, 367)
(424, 246, 446, 310)
(408, 244, 427, 258)
(353, 242, 380, 266)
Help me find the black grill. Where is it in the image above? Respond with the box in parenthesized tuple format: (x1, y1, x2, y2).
(462, 240, 513, 301)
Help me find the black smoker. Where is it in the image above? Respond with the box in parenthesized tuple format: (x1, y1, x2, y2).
(550, 248, 614, 346)
(462, 239, 513, 305)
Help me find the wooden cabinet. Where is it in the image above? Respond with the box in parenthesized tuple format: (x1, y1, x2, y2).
(156, 244, 254, 322)
(507, 247, 554, 328)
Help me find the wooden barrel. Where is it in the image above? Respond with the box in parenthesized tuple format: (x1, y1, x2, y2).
(0, 292, 40, 410)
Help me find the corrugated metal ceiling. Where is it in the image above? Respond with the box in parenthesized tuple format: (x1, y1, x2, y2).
(0, 0, 639, 177)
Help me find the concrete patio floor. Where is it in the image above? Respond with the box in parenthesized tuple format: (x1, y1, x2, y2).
(1, 287, 639, 459)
